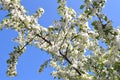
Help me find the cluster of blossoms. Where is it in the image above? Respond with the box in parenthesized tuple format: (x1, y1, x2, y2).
(0, 0, 120, 80)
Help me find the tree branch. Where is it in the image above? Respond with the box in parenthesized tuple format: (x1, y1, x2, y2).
(36, 34, 52, 46)
(17, 34, 37, 54)
(58, 49, 82, 76)
(19, 17, 52, 46)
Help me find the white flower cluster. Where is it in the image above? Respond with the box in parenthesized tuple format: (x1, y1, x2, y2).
(33, 8, 44, 18)
(83, 0, 107, 17)
(0, 0, 120, 80)
(7, 45, 26, 77)
(57, 0, 76, 22)
(64, 7, 76, 21)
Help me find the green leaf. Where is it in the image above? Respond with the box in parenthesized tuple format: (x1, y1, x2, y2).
(5, 14, 12, 17)
(24, 21, 29, 26)
(57, 0, 61, 3)
(104, 16, 107, 21)
(91, 21, 98, 30)
(38, 59, 50, 73)
(0, 24, 2, 30)
(80, 5, 85, 9)
(114, 60, 120, 72)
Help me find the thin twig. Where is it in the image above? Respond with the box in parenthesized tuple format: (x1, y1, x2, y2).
(19, 17, 52, 46)
(36, 34, 52, 46)
(17, 34, 37, 53)
(59, 49, 82, 75)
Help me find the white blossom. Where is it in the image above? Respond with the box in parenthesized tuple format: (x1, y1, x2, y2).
(0, 0, 119, 79)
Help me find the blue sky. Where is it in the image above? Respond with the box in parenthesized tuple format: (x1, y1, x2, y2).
(0, 0, 120, 80)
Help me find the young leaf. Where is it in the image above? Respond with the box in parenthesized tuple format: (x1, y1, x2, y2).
(80, 5, 85, 9)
